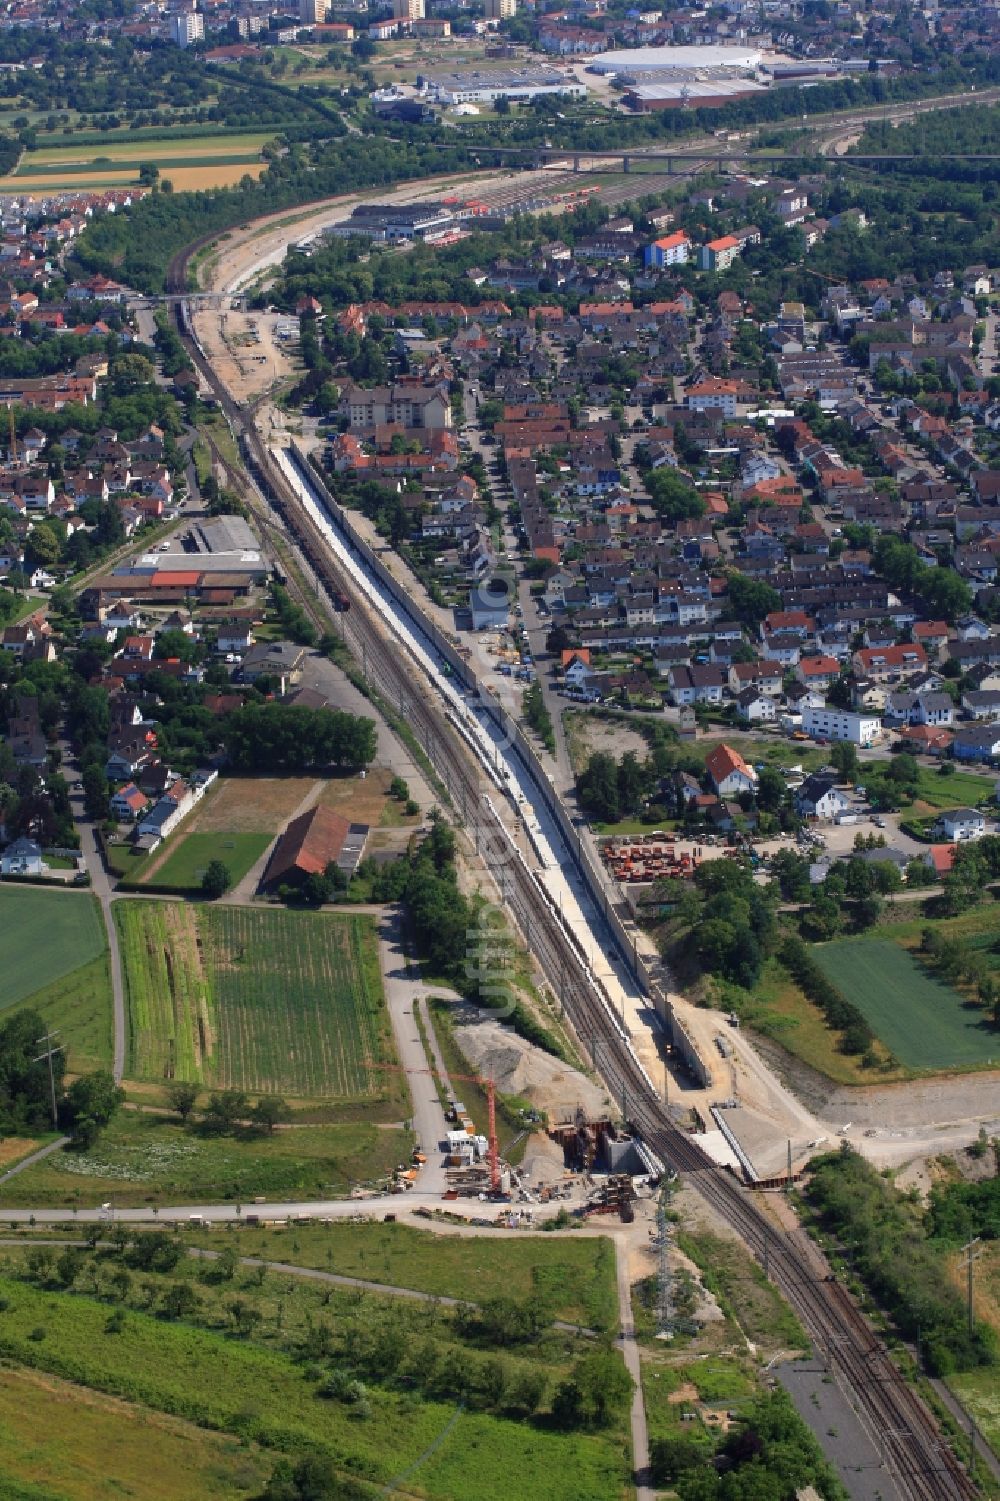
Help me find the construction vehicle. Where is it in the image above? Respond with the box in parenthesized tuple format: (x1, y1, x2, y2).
(367, 1060, 503, 1195)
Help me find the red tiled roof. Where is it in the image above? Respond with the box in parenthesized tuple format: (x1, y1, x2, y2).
(264, 806, 352, 887)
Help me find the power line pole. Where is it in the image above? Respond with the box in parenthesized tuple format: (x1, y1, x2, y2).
(961, 1236, 982, 1340)
(33, 1030, 62, 1127)
(655, 1183, 675, 1340)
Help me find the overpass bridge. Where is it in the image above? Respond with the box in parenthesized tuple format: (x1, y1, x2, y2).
(456, 145, 1000, 174)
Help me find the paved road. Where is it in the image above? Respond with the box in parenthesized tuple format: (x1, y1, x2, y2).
(616, 1236, 653, 1501)
(62, 761, 127, 1083)
(0, 1138, 70, 1187)
(0, 1193, 503, 1225)
(378, 909, 455, 1193)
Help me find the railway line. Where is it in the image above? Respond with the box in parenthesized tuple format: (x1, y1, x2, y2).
(168, 238, 980, 1500)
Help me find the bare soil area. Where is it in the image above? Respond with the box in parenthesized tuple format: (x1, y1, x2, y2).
(193, 776, 319, 834)
(565, 709, 650, 775)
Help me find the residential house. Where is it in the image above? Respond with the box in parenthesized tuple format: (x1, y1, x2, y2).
(643, 232, 691, 269)
(736, 687, 776, 723)
(796, 774, 849, 821)
(705, 742, 757, 798)
(852, 643, 928, 683)
(109, 783, 149, 821)
(0, 836, 44, 876)
(940, 807, 987, 842)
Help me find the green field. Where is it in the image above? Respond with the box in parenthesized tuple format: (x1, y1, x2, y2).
(186, 1221, 618, 1330)
(0, 888, 106, 1009)
(139, 831, 272, 893)
(15, 953, 114, 1074)
(115, 902, 392, 1098)
(0, 1274, 627, 1501)
(0, 1110, 412, 1207)
(813, 939, 1000, 1069)
(906, 765, 997, 811)
(0, 1365, 270, 1501)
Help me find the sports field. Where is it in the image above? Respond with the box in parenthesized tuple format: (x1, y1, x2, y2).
(0, 887, 106, 1008)
(812, 939, 1000, 1069)
(116, 901, 392, 1098)
(138, 831, 272, 893)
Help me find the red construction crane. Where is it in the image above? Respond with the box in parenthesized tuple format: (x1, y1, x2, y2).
(368, 1061, 501, 1194)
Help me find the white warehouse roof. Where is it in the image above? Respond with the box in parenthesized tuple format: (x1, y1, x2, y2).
(591, 45, 762, 74)
(626, 78, 768, 101)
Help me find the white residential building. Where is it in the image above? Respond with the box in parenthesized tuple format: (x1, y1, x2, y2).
(170, 12, 205, 47)
(801, 703, 881, 748)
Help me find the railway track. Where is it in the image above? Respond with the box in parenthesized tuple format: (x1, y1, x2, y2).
(168, 243, 980, 1501)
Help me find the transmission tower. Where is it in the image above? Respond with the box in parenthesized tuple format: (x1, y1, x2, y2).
(654, 1183, 675, 1340)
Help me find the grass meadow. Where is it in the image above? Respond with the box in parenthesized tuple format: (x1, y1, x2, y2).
(0, 1365, 269, 1501)
(185, 1220, 619, 1330)
(137, 831, 272, 893)
(0, 1272, 628, 1501)
(0, 1110, 413, 1207)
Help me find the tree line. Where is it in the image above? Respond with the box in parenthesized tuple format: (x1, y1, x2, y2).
(223, 703, 376, 773)
(805, 1146, 996, 1376)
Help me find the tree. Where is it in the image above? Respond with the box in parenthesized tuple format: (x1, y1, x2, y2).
(0, 1008, 65, 1133)
(576, 752, 620, 823)
(755, 765, 787, 813)
(201, 859, 231, 899)
(830, 740, 859, 782)
(645, 468, 705, 522)
(257, 1455, 370, 1501)
(203, 1089, 248, 1134)
(160, 1282, 199, 1320)
(650, 1434, 709, 1486)
(727, 572, 781, 626)
(24, 523, 61, 568)
(552, 1348, 633, 1429)
(63, 1070, 124, 1147)
(251, 1095, 289, 1135)
(167, 1081, 199, 1122)
(110, 353, 157, 388)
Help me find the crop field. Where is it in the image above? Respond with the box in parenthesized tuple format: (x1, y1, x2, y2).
(0, 888, 106, 1010)
(0, 1365, 270, 1501)
(137, 831, 272, 893)
(116, 901, 392, 1098)
(812, 939, 1000, 1069)
(0, 132, 272, 192)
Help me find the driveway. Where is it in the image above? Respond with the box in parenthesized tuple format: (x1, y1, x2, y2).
(378, 909, 455, 1194)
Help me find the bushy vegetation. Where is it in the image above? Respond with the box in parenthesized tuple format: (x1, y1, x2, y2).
(804, 1148, 996, 1375)
(523, 681, 554, 754)
(661, 857, 776, 990)
(651, 1389, 846, 1500)
(0, 1006, 122, 1144)
(929, 1174, 1000, 1243)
